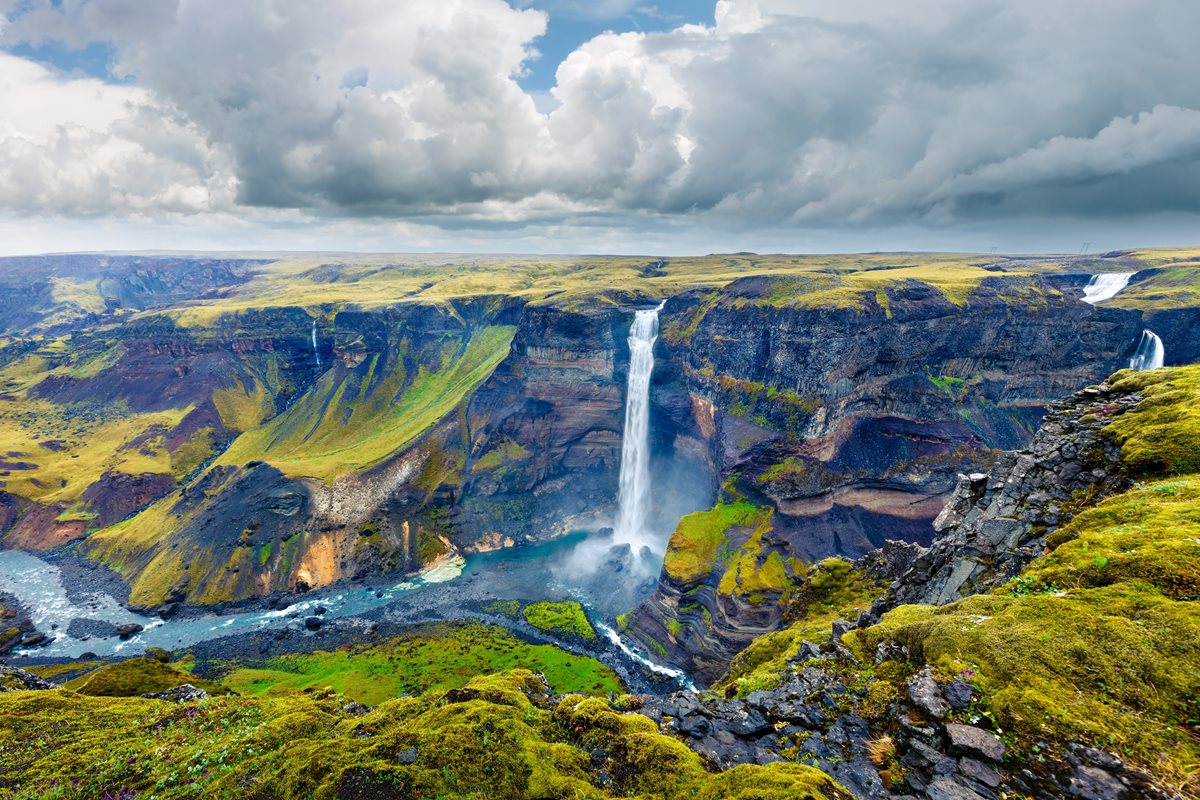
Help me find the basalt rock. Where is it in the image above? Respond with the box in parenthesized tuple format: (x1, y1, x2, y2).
(864, 380, 1139, 621)
(0, 661, 57, 691)
(142, 683, 212, 703)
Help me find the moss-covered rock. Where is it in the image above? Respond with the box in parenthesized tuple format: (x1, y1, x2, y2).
(64, 658, 229, 697)
(522, 600, 596, 641)
(0, 668, 849, 800)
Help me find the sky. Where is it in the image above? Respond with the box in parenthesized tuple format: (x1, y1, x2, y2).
(0, 0, 1199, 256)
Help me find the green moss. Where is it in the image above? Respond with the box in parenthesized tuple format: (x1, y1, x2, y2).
(0, 668, 849, 800)
(222, 621, 617, 703)
(720, 559, 883, 696)
(415, 526, 448, 564)
(482, 599, 521, 617)
(662, 501, 763, 585)
(65, 658, 228, 698)
(471, 438, 531, 473)
(217, 324, 516, 483)
(1106, 366, 1200, 477)
(927, 370, 970, 401)
(717, 522, 791, 598)
(1024, 476, 1200, 600)
(522, 601, 596, 641)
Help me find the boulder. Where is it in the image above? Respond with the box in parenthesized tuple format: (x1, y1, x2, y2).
(907, 667, 949, 719)
(945, 723, 1006, 761)
(142, 684, 211, 703)
(115, 623, 144, 639)
(144, 647, 172, 663)
(0, 662, 57, 691)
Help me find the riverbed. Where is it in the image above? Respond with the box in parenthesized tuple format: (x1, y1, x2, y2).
(0, 530, 689, 689)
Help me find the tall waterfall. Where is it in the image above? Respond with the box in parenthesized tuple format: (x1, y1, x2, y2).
(1082, 272, 1135, 304)
(311, 318, 322, 369)
(1129, 329, 1164, 371)
(613, 302, 664, 553)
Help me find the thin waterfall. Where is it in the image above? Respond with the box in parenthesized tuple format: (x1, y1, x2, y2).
(311, 318, 322, 369)
(613, 301, 665, 553)
(1082, 272, 1135, 304)
(1129, 330, 1164, 371)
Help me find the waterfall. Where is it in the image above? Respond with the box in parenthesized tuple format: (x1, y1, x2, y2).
(613, 301, 664, 553)
(1129, 330, 1164, 371)
(311, 318, 322, 369)
(1082, 272, 1135, 304)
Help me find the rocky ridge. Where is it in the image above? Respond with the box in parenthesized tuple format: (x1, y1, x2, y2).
(862, 380, 1140, 621)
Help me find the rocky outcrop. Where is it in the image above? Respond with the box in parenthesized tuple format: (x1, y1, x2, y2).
(659, 274, 1144, 561)
(0, 661, 57, 691)
(863, 380, 1138, 619)
(641, 651, 1171, 800)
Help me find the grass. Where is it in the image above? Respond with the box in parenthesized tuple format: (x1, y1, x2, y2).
(831, 364, 1200, 791)
(521, 602, 596, 641)
(148, 251, 1078, 329)
(1108, 249, 1200, 310)
(0, 340, 218, 505)
(717, 510, 788, 597)
(217, 324, 516, 482)
(0, 396, 191, 504)
(220, 622, 616, 703)
(1030, 476, 1200, 600)
(0, 669, 850, 800)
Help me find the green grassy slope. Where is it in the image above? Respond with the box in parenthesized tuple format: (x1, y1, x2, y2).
(218, 622, 617, 703)
(217, 324, 515, 483)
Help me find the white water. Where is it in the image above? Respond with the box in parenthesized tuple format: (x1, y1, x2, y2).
(613, 302, 664, 554)
(1129, 329, 1165, 371)
(0, 549, 463, 658)
(1082, 272, 1135, 304)
(311, 318, 322, 369)
(595, 621, 695, 690)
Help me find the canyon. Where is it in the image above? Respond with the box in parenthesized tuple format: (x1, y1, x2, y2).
(0, 251, 1196, 674)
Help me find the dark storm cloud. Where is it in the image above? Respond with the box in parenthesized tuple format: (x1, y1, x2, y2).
(1, 0, 1199, 234)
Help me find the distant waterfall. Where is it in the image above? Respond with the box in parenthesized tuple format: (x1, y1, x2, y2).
(613, 302, 664, 553)
(1129, 330, 1164, 371)
(311, 318, 322, 369)
(1082, 272, 1135, 304)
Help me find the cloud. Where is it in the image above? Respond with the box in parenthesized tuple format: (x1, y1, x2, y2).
(1, 0, 1199, 239)
(0, 51, 231, 215)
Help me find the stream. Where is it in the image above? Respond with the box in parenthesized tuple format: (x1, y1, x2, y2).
(0, 531, 688, 689)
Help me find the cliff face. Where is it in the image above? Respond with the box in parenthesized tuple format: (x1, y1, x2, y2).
(78, 298, 520, 609)
(864, 381, 1139, 616)
(627, 276, 1151, 682)
(455, 306, 629, 549)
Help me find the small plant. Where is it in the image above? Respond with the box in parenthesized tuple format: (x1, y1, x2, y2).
(866, 735, 895, 766)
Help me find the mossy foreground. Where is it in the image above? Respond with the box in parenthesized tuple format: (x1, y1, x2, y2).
(0, 670, 848, 800)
